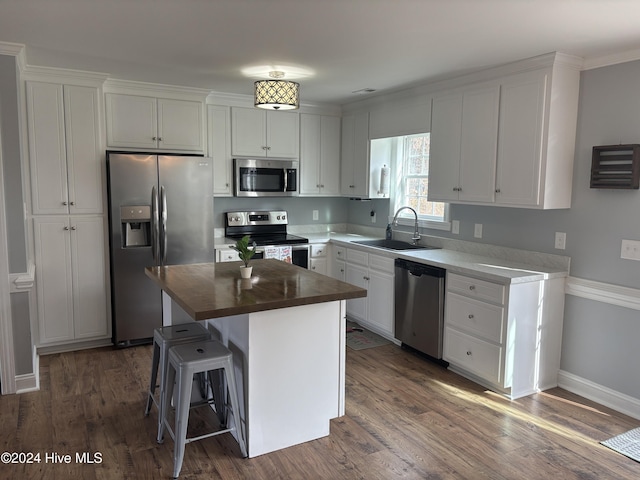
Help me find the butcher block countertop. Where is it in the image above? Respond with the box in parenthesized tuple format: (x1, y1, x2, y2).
(145, 259, 367, 320)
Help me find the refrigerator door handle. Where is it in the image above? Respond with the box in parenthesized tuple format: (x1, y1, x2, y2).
(151, 185, 159, 264)
(160, 185, 168, 266)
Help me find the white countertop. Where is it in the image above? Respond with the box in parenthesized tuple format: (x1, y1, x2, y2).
(215, 232, 569, 285)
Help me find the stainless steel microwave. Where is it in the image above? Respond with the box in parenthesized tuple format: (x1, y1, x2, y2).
(234, 158, 299, 197)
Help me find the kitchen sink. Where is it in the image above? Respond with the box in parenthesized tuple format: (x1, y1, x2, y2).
(351, 239, 440, 251)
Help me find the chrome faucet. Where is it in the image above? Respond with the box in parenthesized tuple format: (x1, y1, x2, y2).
(391, 206, 421, 245)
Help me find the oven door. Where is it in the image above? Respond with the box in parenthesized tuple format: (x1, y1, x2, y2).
(234, 158, 299, 197)
(291, 245, 309, 269)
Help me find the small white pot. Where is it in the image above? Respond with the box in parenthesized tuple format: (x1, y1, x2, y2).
(240, 266, 253, 279)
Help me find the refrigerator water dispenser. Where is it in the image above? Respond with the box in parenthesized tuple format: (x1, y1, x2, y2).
(120, 206, 151, 247)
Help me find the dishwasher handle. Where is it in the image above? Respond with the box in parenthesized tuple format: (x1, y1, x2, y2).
(395, 258, 446, 278)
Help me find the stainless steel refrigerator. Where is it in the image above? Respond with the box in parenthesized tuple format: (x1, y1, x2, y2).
(107, 152, 214, 346)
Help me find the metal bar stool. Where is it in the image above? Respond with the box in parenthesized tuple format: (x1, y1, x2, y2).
(144, 322, 212, 443)
(160, 339, 247, 478)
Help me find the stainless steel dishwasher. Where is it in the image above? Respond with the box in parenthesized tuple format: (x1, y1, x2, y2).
(394, 259, 446, 360)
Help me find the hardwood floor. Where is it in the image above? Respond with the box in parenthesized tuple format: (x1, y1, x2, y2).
(1, 343, 638, 479)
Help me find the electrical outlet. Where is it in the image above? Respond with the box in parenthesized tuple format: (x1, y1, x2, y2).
(452, 220, 460, 235)
(555, 232, 566, 250)
(312, 210, 319, 221)
(621, 239, 640, 261)
(474, 223, 482, 238)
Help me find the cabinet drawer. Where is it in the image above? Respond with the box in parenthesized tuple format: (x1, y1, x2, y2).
(368, 253, 394, 273)
(334, 246, 346, 260)
(444, 327, 503, 386)
(445, 292, 505, 343)
(217, 249, 240, 262)
(310, 244, 327, 257)
(346, 248, 368, 266)
(447, 273, 505, 304)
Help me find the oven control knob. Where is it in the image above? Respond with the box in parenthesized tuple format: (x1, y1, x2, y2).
(282, 215, 286, 221)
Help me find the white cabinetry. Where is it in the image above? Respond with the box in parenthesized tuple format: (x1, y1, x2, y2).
(300, 114, 341, 196)
(105, 93, 205, 152)
(308, 243, 328, 275)
(216, 247, 240, 263)
(344, 248, 394, 338)
(428, 53, 580, 209)
(208, 105, 233, 196)
(330, 246, 346, 281)
(26, 82, 103, 215)
(494, 65, 578, 208)
(231, 107, 299, 158)
(429, 83, 500, 203)
(443, 272, 565, 399)
(33, 216, 108, 345)
(340, 112, 370, 197)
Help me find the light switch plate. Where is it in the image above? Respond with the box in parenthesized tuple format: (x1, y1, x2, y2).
(555, 232, 566, 250)
(474, 223, 482, 238)
(452, 220, 460, 234)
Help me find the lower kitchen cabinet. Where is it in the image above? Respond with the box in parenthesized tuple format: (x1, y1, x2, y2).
(309, 243, 328, 275)
(343, 248, 394, 338)
(33, 216, 109, 346)
(443, 272, 565, 399)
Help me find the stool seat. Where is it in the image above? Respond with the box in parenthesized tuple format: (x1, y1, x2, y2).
(144, 322, 211, 443)
(161, 339, 247, 478)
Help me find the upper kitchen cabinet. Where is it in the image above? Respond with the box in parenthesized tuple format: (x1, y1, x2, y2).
(26, 81, 103, 215)
(300, 114, 341, 196)
(429, 83, 500, 203)
(495, 63, 579, 208)
(340, 111, 370, 197)
(428, 52, 581, 209)
(231, 107, 299, 158)
(105, 93, 205, 152)
(208, 105, 233, 196)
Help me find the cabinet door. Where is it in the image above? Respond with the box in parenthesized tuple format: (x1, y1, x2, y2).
(496, 71, 546, 206)
(63, 85, 103, 214)
(340, 112, 369, 197)
(71, 217, 108, 339)
(319, 115, 341, 195)
(300, 113, 321, 195)
(26, 82, 69, 215)
(105, 93, 157, 149)
(267, 111, 299, 158)
(34, 217, 74, 344)
(429, 92, 462, 202)
(332, 259, 346, 281)
(208, 105, 232, 196)
(367, 268, 394, 336)
(158, 98, 204, 151)
(309, 258, 328, 275)
(459, 84, 499, 203)
(345, 263, 368, 322)
(231, 107, 267, 157)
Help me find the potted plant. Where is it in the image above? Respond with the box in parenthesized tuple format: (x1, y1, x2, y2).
(232, 235, 257, 278)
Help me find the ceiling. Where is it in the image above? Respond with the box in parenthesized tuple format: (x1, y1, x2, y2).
(2, 0, 640, 105)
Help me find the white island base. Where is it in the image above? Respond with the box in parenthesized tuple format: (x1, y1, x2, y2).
(164, 292, 347, 458)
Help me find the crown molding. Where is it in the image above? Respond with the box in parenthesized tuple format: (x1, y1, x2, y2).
(22, 64, 109, 86)
(103, 78, 210, 101)
(582, 47, 640, 70)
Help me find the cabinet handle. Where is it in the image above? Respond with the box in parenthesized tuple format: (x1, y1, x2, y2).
(71, 226, 76, 230)
(349, 184, 355, 188)
(316, 184, 320, 188)
(340, 268, 344, 273)
(64, 226, 69, 231)
(469, 285, 476, 291)
(152, 136, 157, 141)
(468, 314, 474, 319)
(70, 201, 75, 206)
(320, 184, 324, 188)
(495, 188, 501, 193)
(363, 276, 370, 281)
(62, 201, 68, 206)
(225, 183, 229, 187)
(158, 137, 163, 141)
(337, 251, 342, 255)
(466, 351, 472, 356)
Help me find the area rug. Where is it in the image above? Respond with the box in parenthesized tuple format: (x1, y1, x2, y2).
(600, 427, 640, 462)
(346, 321, 391, 350)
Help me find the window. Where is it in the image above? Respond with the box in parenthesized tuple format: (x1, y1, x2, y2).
(392, 133, 448, 229)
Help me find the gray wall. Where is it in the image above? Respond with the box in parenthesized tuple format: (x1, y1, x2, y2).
(0, 54, 33, 377)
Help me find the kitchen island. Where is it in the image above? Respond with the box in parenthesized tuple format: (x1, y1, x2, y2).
(145, 259, 367, 457)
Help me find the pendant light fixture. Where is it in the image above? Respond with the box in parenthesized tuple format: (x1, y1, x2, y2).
(254, 71, 300, 110)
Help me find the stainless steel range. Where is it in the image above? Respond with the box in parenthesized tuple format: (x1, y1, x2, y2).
(225, 211, 309, 268)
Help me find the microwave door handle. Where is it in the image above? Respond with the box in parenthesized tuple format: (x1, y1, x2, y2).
(283, 168, 287, 192)
(151, 186, 159, 264)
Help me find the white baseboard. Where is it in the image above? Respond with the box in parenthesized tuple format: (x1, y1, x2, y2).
(15, 353, 39, 394)
(558, 370, 640, 420)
